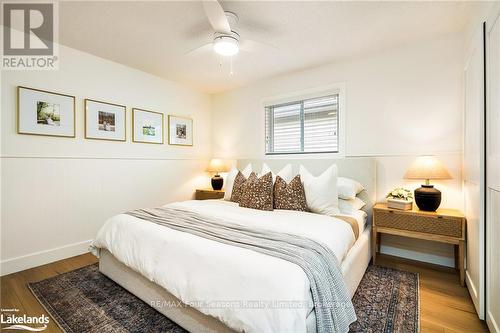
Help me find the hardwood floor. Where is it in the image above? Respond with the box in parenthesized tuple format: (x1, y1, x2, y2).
(0, 253, 488, 333)
(376, 254, 488, 333)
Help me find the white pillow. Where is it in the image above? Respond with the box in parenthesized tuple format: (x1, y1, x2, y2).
(337, 177, 365, 200)
(299, 164, 340, 216)
(224, 164, 252, 200)
(338, 197, 366, 214)
(261, 163, 293, 183)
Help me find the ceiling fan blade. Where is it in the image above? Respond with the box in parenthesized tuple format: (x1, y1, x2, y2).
(202, 0, 231, 34)
(240, 39, 277, 53)
(185, 43, 213, 56)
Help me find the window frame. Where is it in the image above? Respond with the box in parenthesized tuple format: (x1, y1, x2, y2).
(263, 83, 346, 157)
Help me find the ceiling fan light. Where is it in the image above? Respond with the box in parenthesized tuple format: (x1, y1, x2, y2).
(213, 36, 239, 56)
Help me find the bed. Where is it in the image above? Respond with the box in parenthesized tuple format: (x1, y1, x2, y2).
(94, 157, 376, 333)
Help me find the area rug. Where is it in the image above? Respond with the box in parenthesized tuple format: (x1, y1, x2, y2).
(349, 265, 419, 333)
(29, 264, 419, 333)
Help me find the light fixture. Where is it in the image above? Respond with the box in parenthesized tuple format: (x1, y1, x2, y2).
(206, 158, 230, 190)
(213, 35, 239, 56)
(404, 156, 452, 211)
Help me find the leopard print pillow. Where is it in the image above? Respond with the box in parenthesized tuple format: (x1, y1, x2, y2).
(239, 172, 274, 211)
(230, 171, 248, 203)
(274, 175, 308, 211)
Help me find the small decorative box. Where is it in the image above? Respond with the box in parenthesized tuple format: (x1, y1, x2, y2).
(387, 198, 413, 210)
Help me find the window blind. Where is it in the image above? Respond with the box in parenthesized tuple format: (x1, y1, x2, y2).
(265, 94, 339, 154)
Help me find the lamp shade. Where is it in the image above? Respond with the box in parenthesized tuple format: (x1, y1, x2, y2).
(206, 159, 230, 173)
(404, 156, 452, 180)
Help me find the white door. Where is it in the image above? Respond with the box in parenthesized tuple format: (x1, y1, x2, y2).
(486, 5, 500, 333)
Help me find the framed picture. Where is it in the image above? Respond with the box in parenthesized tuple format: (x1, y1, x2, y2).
(168, 115, 193, 146)
(85, 99, 126, 141)
(17, 86, 75, 137)
(132, 108, 164, 144)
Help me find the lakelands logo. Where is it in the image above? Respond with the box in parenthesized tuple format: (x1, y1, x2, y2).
(1, 309, 49, 331)
(1, 1, 59, 70)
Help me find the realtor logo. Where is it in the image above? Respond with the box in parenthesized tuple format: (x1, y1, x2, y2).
(2, 1, 59, 70)
(1, 308, 49, 331)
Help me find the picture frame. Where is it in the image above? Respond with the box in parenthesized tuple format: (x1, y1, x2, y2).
(85, 99, 126, 141)
(132, 108, 164, 144)
(168, 115, 193, 146)
(17, 86, 75, 138)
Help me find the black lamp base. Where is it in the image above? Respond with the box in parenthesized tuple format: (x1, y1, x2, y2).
(211, 175, 224, 190)
(414, 185, 441, 211)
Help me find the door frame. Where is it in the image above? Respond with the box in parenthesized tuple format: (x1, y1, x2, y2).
(485, 4, 500, 332)
(463, 23, 486, 320)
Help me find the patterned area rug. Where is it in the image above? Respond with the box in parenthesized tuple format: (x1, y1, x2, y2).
(29, 264, 419, 333)
(349, 265, 419, 333)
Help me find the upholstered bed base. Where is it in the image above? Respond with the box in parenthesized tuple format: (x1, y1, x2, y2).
(98, 225, 371, 333)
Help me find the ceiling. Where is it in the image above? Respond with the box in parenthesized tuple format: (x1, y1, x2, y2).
(60, 1, 478, 93)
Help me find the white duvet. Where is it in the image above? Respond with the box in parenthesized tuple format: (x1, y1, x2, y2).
(92, 200, 356, 333)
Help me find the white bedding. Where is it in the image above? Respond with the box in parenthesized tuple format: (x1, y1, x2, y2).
(92, 200, 356, 333)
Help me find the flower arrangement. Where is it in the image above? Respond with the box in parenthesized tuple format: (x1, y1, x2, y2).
(386, 188, 413, 201)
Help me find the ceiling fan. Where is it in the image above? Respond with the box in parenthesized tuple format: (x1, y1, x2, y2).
(188, 0, 274, 58)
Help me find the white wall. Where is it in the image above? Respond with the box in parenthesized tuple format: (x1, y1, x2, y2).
(212, 33, 465, 267)
(0, 45, 212, 275)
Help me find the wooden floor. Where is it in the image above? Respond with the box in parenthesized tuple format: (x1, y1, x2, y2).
(376, 255, 488, 333)
(0, 253, 488, 333)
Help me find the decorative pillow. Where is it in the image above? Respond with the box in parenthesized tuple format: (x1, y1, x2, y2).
(338, 197, 366, 214)
(261, 163, 293, 183)
(239, 172, 274, 211)
(224, 164, 252, 200)
(230, 171, 250, 203)
(299, 164, 340, 216)
(337, 177, 365, 200)
(274, 175, 308, 211)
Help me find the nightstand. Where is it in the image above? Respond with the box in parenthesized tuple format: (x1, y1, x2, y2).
(372, 203, 466, 286)
(195, 188, 225, 200)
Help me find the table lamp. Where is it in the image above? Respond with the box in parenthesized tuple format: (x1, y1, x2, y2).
(206, 159, 230, 190)
(404, 156, 452, 211)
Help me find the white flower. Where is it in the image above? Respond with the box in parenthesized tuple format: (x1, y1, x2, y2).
(386, 187, 412, 201)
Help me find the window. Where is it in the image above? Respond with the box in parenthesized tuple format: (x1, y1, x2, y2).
(265, 94, 339, 154)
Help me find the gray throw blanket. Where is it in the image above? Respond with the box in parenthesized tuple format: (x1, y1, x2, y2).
(126, 207, 357, 333)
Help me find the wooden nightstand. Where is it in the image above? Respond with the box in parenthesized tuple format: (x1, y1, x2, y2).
(372, 203, 466, 286)
(195, 188, 225, 200)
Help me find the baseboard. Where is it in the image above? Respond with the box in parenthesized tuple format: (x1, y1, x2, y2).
(0, 240, 93, 276)
(466, 270, 480, 314)
(380, 245, 455, 268)
(466, 270, 485, 319)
